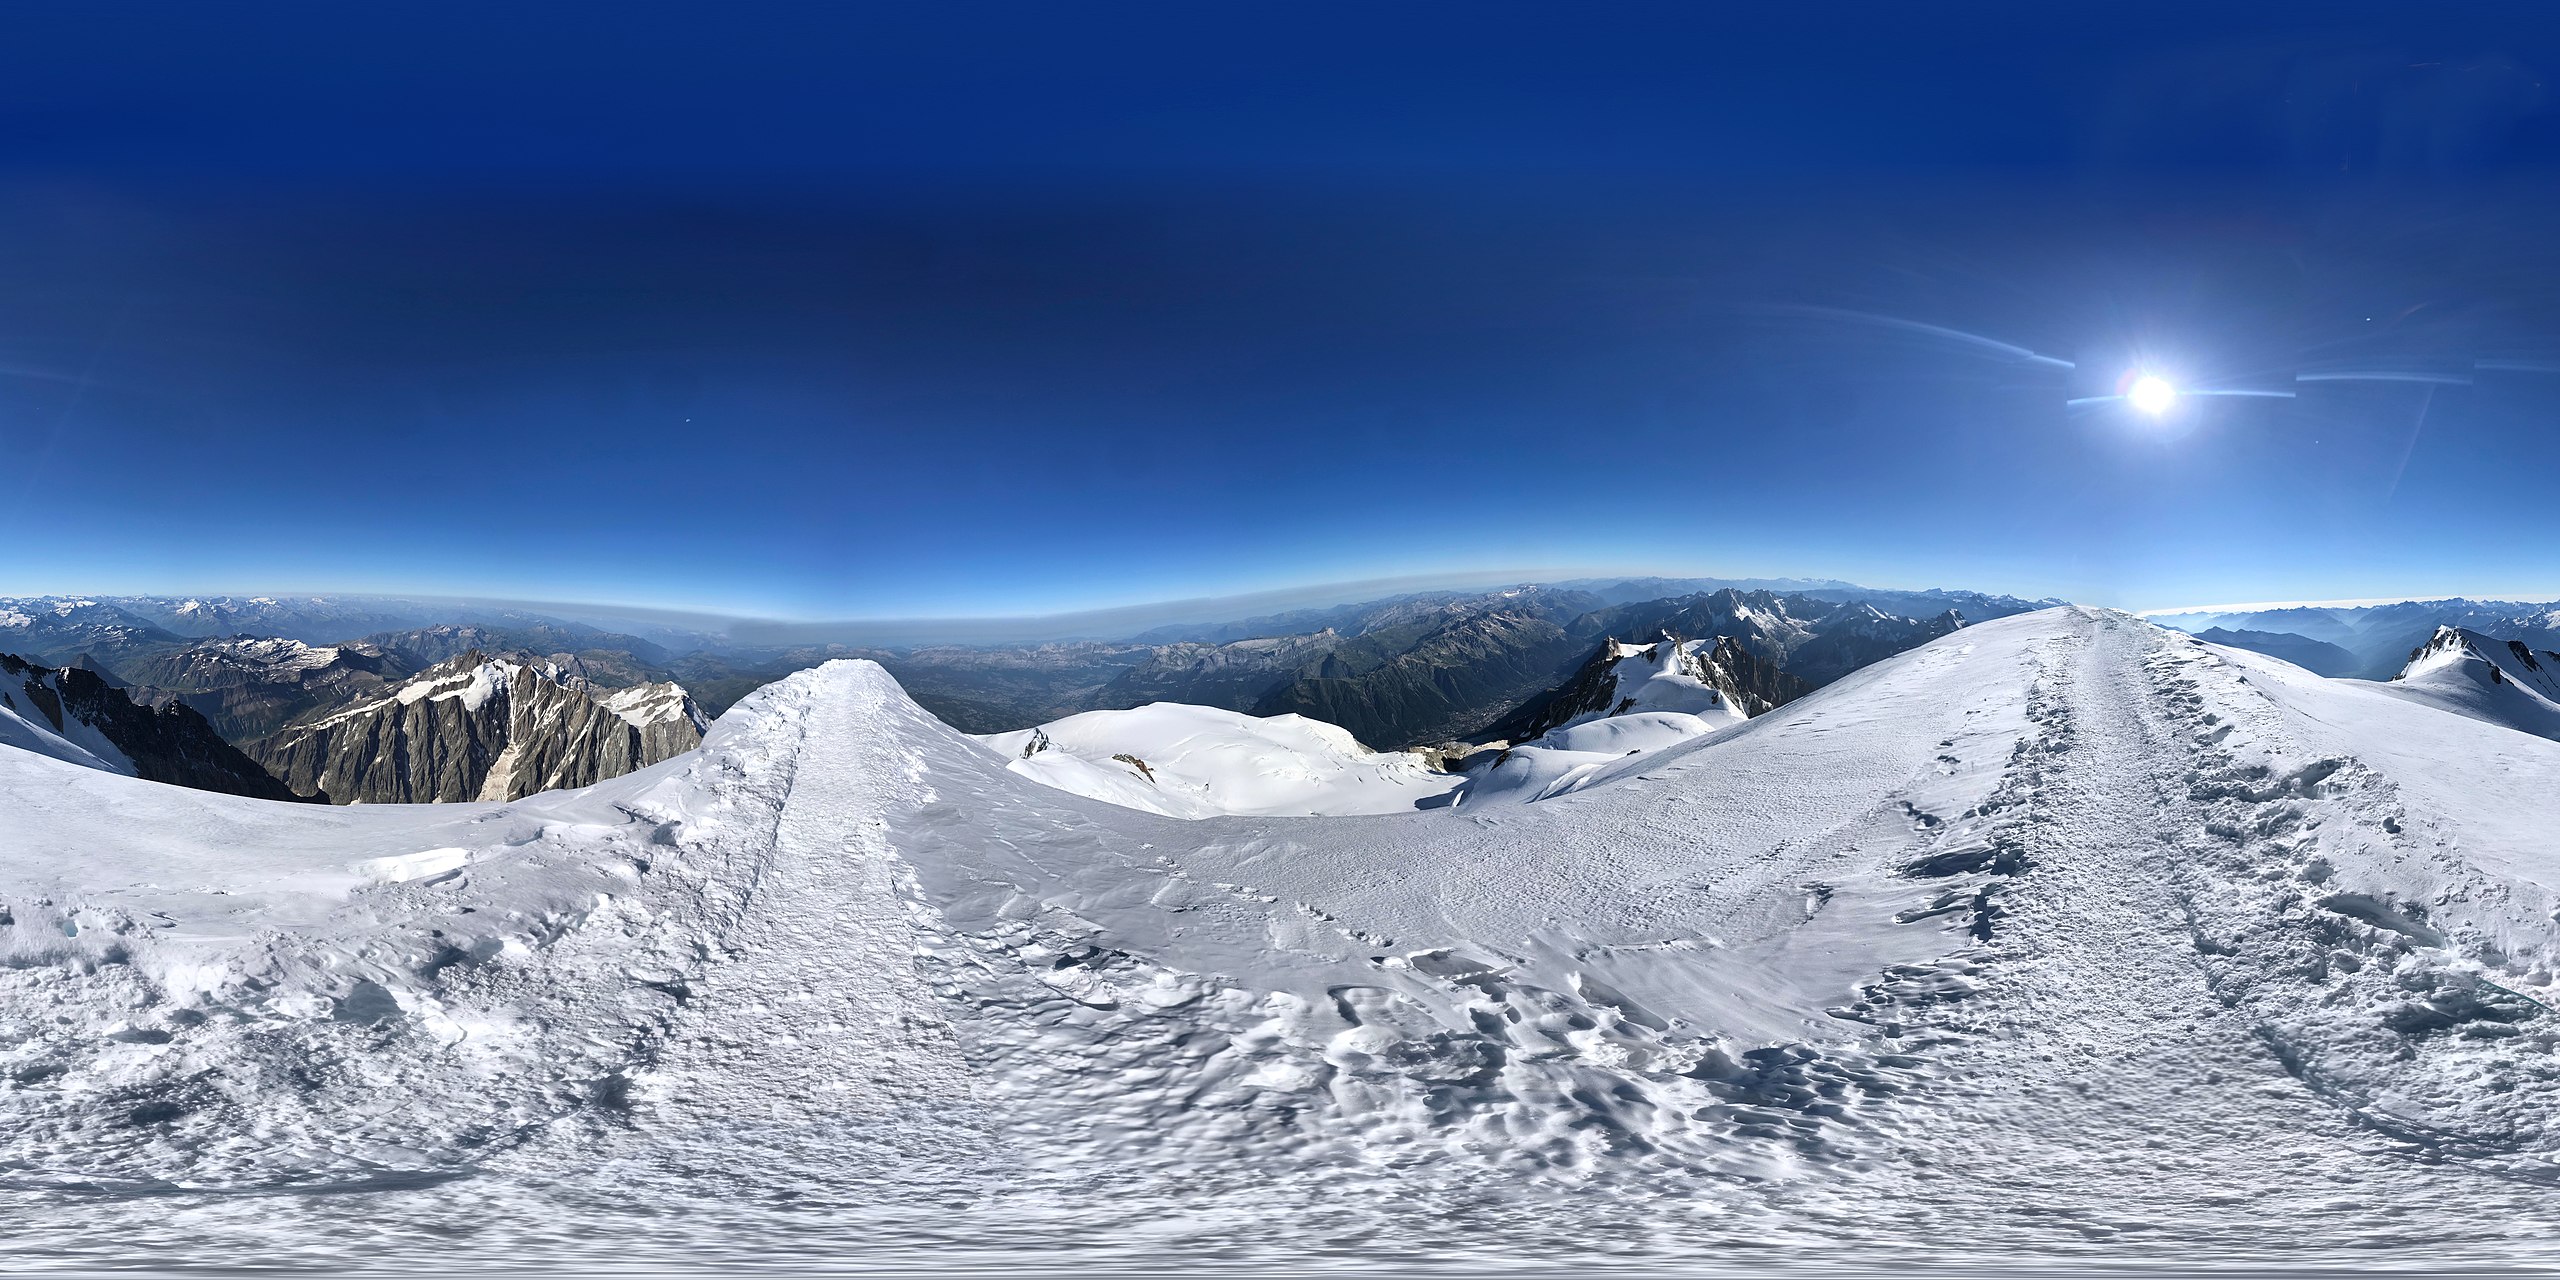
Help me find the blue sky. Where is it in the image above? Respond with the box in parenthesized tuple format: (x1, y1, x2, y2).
(4, 2, 2559, 619)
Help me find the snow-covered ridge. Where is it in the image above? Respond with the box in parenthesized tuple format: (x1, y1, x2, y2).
(979, 702, 1458, 817)
(1575, 636, 1760, 724)
(193, 634, 344, 672)
(12, 611, 2560, 1266)
(600, 680, 710, 731)
(1425, 635, 1772, 806)
(2377, 624, 2560, 742)
(977, 633, 1788, 818)
(2401, 625, 2560, 698)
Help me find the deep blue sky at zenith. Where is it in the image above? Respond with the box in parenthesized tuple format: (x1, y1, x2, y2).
(4, 3, 2560, 618)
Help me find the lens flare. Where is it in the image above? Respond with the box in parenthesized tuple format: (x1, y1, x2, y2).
(2127, 374, 2177, 415)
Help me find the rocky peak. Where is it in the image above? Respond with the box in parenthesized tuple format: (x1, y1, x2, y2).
(250, 652, 708, 804)
(2399, 626, 2560, 701)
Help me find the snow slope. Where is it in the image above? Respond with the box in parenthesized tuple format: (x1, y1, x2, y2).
(980, 702, 1459, 816)
(10, 607, 2560, 1271)
(980, 639, 1764, 817)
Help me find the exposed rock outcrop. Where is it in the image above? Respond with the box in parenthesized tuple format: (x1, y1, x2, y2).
(248, 651, 710, 803)
(0, 652, 300, 800)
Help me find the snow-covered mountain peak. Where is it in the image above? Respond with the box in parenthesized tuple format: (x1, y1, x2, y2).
(1578, 636, 1754, 725)
(206, 634, 344, 669)
(2400, 625, 2560, 694)
(2377, 625, 2560, 741)
(601, 680, 713, 733)
(393, 653, 512, 711)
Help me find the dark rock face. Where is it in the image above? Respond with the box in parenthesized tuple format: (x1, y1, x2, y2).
(247, 652, 709, 804)
(1575, 589, 1816, 664)
(1694, 635, 1813, 715)
(1082, 589, 1621, 748)
(1097, 631, 1343, 710)
(1570, 590, 1971, 687)
(364, 623, 673, 674)
(0, 653, 300, 800)
(1010, 587, 1984, 749)
(12, 585, 2042, 763)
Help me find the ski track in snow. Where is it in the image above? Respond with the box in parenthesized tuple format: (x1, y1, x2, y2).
(6, 609, 2560, 1273)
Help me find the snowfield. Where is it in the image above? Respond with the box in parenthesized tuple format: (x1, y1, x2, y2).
(980, 702, 1461, 816)
(8, 607, 2560, 1272)
(976, 637, 1765, 818)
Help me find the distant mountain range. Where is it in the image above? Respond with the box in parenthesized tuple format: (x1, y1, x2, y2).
(2189, 628, 2362, 678)
(0, 579, 2061, 802)
(2157, 599, 2560, 680)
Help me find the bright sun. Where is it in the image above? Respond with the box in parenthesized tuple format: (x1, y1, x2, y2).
(2127, 374, 2177, 415)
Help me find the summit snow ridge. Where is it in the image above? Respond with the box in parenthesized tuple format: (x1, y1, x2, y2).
(7, 608, 2560, 1269)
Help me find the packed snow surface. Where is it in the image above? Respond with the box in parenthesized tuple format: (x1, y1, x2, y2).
(10, 608, 2560, 1273)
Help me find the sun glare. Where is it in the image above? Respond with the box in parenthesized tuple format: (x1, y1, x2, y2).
(2127, 374, 2177, 415)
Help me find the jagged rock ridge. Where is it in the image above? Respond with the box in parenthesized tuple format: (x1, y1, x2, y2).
(249, 650, 710, 803)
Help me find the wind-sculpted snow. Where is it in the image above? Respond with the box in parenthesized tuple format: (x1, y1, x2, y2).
(8, 608, 2560, 1272)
